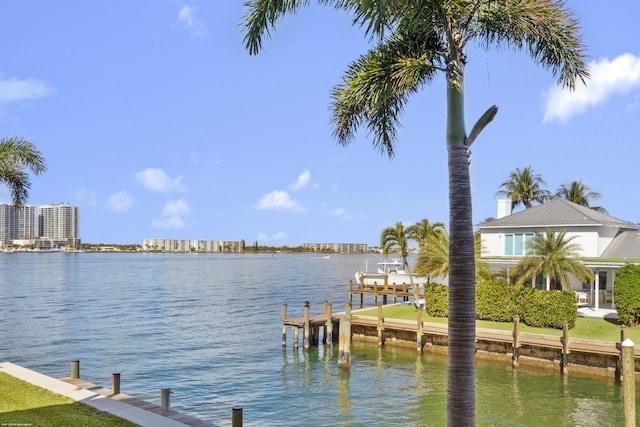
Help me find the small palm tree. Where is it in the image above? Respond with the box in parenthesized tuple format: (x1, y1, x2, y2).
(496, 166, 551, 210)
(514, 229, 593, 290)
(0, 137, 47, 208)
(380, 222, 412, 272)
(555, 180, 607, 214)
(406, 218, 445, 251)
(415, 230, 490, 283)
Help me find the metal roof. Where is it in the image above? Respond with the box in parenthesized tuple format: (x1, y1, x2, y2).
(600, 230, 640, 259)
(477, 199, 639, 230)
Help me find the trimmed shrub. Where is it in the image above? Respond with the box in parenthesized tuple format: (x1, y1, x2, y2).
(424, 283, 448, 317)
(522, 289, 577, 329)
(613, 264, 640, 326)
(476, 282, 533, 322)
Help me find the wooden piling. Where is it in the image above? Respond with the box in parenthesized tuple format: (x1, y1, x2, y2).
(232, 406, 243, 427)
(161, 388, 171, 410)
(71, 360, 80, 380)
(111, 373, 120, 394)
(349, 281, 353, 305)
(416, 305, 423, 353)
(512, 314, 520, 367)
(377, 305, 383, 346)
(282, 304, 287, 348)
(617, 325, 627, 382)
(293, 324, 299, 350)
(561, 320, 569, 375)
(303, 301, 310, 351)
(326, 302, 333, 345)
(338, 302, 352, 369)
(622, 339, 636, 427)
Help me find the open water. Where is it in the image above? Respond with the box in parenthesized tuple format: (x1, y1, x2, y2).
(0, 252, 636, 426)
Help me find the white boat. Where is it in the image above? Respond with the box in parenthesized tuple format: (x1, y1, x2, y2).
(354, 259, 428, 287)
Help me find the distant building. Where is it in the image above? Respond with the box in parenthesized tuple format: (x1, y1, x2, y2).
(303, 243, 369, 253)
(0, 203, 80, 250)
(141, 238, 243, 253)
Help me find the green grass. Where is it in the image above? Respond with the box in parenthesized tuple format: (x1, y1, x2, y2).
(0, 372, 140, 427)
(355, 305, 640, 343)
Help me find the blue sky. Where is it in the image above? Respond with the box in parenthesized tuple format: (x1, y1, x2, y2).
(1, 1, 639, 246)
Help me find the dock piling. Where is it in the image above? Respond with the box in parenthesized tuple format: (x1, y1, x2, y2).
(303, 301, 310, 351)
(338, 302, 352, 369)
(71, 360, 80, 379)
(161, 388, 171, 410)
(622, 339, 636, 427)
(377, 305, 383, 347)
(512, 314, 521, 367)
(232, 406, 243, 427)
(326, 302, 333, 345)
(282, 304, 287, 347)
(111, 373, 121, 394)
(561, 320, 569, 375)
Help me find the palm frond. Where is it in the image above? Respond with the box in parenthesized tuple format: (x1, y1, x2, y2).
(474, 0, 589, 90)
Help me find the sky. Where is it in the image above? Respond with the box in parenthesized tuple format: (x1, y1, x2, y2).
(1, 1, 639, 246)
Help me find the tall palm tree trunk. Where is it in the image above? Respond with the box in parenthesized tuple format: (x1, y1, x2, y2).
(446, 69, 476, 426)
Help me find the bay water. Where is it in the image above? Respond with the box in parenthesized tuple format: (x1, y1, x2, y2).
(0, 252, 635, 426)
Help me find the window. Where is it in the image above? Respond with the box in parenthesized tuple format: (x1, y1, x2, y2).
(504, 233, 534, 256)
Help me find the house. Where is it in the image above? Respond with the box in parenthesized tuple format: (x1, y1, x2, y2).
(476, 199, 640, 311)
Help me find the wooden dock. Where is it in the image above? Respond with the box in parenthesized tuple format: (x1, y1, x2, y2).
(282, 300, 640, 379)
(348, 279, 422, 308)
(60, 377, 219, 427)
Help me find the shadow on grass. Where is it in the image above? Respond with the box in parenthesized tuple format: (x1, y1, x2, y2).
(0, 402, 140, 426)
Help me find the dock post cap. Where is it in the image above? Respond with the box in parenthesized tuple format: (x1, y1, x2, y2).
(622, 338, 635, 347)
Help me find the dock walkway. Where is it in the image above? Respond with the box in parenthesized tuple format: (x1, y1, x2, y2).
(0, 362, 218, 427)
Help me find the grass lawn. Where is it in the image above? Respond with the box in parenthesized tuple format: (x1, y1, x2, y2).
(0, 372, 139, 427)
(355, 304, 640, 343)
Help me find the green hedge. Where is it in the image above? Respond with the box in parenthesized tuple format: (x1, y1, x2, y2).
(522, 289, 577, 329)
(424, 283, 448, 317)
(476, 281, 534, 322)
(614, 264, 640, 326)
(425, 281, 577, 329)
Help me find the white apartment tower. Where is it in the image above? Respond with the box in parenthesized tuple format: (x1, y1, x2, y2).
(0, 203, 38, 246)
(38, 204, 79, 240)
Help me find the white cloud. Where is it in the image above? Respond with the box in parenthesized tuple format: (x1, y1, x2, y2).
(152, 199, 191, 229)
(289, 169, 311, 192)
(329, 207, 354, 221)
(256, 231, 287, 241)
(255, 190, 305, 212)
(73, 189, 97, 207)
(152, 216, 186, 229)
(0, 75, 52, 103)
(105, 191, 134, 212)
(543, 53, 640, 123)
(177, 5, 206, 35)
(162, 199, 191, 216)
(135, 168, 186, 193)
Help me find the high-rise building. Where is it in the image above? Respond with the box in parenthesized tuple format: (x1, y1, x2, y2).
(0, 203, 80, 249)
(38, 204, 79, 240)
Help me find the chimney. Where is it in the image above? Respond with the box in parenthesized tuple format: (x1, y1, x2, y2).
(497, 199, 511, 219)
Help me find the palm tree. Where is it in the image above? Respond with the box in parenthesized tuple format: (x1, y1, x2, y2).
(243, 2, 587, 424)
(496, 167, 551, 210)
(514, 229, 593, 290)
(380, 221, 412, 272)
(0, 137, 47, 208)
(415, 230, 491, 283)
(406, 218, 445, 250)
(555, 180, 607, 214)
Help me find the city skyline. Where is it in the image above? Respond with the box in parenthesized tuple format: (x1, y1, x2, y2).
(1, 2, 639, 245)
